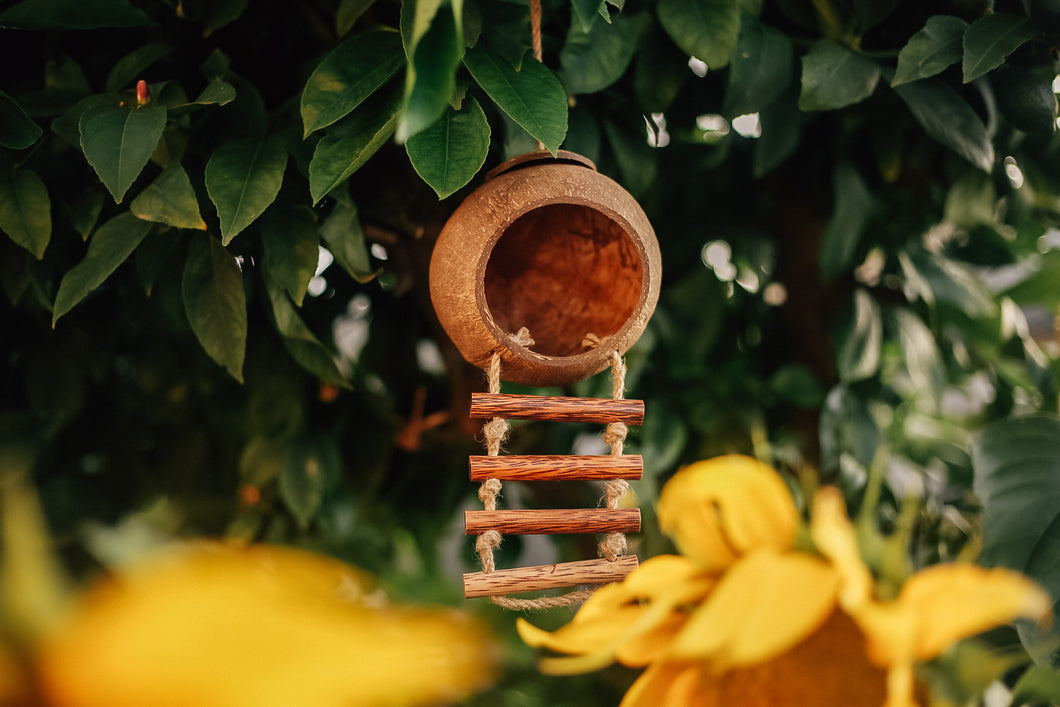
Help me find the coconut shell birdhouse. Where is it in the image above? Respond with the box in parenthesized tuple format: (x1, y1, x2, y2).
(429, 151, 661, 609)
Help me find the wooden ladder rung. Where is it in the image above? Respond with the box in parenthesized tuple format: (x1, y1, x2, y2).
(470, 393, 644, 425)
(463, 555, 640, 598)
(470, 454, 643, 481)
(465, 508, 641, 535)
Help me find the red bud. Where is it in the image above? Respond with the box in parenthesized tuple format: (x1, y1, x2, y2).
(136, 80, 150, 106)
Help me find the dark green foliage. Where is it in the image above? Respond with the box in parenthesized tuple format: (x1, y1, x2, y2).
(3, 0, 1060, 700)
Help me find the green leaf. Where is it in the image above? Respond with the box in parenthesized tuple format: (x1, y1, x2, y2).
(943, 168, 996, 227)
(300, 28, 404, 138)
(820, 384, 880, 472)
(239, 437, 284, 487)
(204, 135, 287, 245)
(798, 40, 880, 111)
(51, 94, 113, 149)
(320, 199, 378, 284)
(397, 2, 463, 142)
(560, 11, 648, 94)
(499, 110, 540, 160)
(215, 79, 266, 142)
(336, 0, 375, 36)
(723, 17, 793, 118)
(898, 249, 997, 316)
(264, 274, 348, 386)
(450, 0, 465, 51)
(52, 212, 152, 325)
(892, 15, 968, 87)
(278, 435, 342, 530)
(69, 189, 103, 240)
(308, 84, 401, 205)
(657, 0, 740, 69)
(461, 0, 482, 48)
(105, 42, 172, 93)
(632, 33, 688, 113)
(79, 102, 167, 203)
(130, 164, 207, 230)
(972, 416, 1060, 612)
(181, 233, 246, 382)
(190, 79, 236, 107)
(0, 167, 51, 259)
(892, 308, 944, 411)
(571, 0, 603, 32)
(261, 205, 319, 307)
(820, 161, 874, 279)
(478, 1, 531, 69)
(405, 96, 490, 199)
(0, 90, 42, 149)
(768, 365, 824, 408)
(836, 289, 881, 383)
(203, 0, 248, 36)
(135, 227, 182, 295)
(962, 13, 1034, 83)
(403, 0, 445, 55)
(463, 44, 567, 154)
(1003, 252, 1060, 309)
(894, 79, 994, 171)
(0, 0, 150, 29)
(1012, 666, 1060, 705)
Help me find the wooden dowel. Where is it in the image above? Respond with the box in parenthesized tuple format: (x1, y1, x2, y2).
(470, 393, 644, 425)
(463, 555, 639, 598)
(465, 508, 641, 535)
(469, 454, 643, 481)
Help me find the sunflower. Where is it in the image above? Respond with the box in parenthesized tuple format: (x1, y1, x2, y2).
(518, 455, 1051, 707)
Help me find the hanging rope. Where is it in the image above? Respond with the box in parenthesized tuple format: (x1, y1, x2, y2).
(599, 350, 630, 561)
(530, 0, 543, 63)
(529, 0, 547, 154)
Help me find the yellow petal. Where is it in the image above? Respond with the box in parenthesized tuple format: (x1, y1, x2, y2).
(520, 555, 716, 674)
(620, 555, 717, 605)
(517, 595, 644, 656)
(810, 486, 874, 609)
(38, 543, 496, 707)
(864, 563, 1052, 663)
(883, 661, 919, 707)
(658, 455, 799, 569)
(616, 611, 691, 666)
(669, 549, 839, 669)
(621, 662, 716, 707)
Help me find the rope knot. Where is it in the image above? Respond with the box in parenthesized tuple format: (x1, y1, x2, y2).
(509, 327, 535, 347)
(475, 530, 503, 573)
(604, 479, 630, 505)
(482, 418, 510, 456)
(478, 477, 502, 508)
(603, 421, 628, 452)
(600, 532, 628, 561)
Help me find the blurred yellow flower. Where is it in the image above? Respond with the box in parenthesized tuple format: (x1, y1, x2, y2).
(5, 542, 496, 707)
(657, 454, 799, 569)
(519, 454, 1051, 707)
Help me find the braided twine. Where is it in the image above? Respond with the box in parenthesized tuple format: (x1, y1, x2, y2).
(474, 330, 631, 611)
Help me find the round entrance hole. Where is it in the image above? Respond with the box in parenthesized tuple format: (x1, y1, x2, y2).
(482, 204, 643, 357)
(429, 151, 660, 386)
